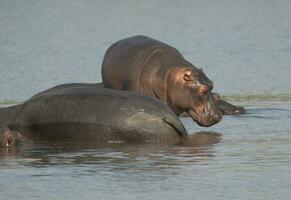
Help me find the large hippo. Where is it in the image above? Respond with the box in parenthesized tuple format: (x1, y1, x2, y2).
(0, 85, 187, 144)
(102, 35, 223, 127)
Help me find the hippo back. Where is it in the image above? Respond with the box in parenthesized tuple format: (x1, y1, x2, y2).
(10, 86, 187, 143)
(101, 35, 187, 93)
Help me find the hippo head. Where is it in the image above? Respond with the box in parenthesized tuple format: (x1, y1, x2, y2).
(166, 67, 222, 127)
(1, 128, 22, 147)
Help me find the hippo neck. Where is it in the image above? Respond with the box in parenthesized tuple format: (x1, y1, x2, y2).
(151, 66, 179, 108)
(151, 58, 195, 114)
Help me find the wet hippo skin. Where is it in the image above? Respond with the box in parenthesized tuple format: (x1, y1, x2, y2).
(0, 85, 187, 144)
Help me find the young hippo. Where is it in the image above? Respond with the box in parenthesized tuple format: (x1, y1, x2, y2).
(102, 35, 222, 127)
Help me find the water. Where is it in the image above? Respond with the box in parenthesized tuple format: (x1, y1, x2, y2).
(0, 0, 291, 199)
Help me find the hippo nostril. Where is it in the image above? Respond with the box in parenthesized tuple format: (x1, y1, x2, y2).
(198, 84, 208, 94)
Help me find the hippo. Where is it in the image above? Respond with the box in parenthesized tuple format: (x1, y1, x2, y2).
(0, 85, 187, 144)
(97, 82, 244, 117)
(102, 35, 223, 127)
(0, 127, 23, 148)
(95, 82, 244, 115)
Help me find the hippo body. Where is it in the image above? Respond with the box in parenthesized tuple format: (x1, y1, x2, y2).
(102, 35, 222, 127)
(0, 85, 187, 144)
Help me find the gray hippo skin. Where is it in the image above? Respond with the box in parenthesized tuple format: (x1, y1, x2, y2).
(0, 85, 187, 144)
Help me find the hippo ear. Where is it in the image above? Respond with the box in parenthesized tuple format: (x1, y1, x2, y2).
(183, 70, 195, 81)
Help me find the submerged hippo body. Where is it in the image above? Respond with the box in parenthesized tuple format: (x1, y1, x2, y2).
(102, 35, 222, 127)
(0, 85, 187, 144)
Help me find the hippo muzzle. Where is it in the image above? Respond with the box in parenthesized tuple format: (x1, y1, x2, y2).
(188, 93, 223, 127)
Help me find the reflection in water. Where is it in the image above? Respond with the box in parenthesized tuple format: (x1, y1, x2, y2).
(0, 146, 26, 158)
(1, 0, 291, 198)
(1, 105, 291, 200)
(0, 132, 221, 172)
(222, 94, 291, 102)
(235, 106, 291, 120)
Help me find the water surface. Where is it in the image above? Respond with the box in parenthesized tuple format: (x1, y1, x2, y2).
(1, 0, 291, 200)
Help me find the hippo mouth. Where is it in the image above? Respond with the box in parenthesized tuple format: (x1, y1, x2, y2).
(187, 97, 222, 127)
(187, 109, 208, 127)
(187, 109, 220, 127)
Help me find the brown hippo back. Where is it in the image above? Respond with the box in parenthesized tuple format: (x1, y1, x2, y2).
(102, 36, 183, 93)
(102, 36, 222, 127)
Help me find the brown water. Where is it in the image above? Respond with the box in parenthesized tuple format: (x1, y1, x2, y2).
(1, 0, 291, 199)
